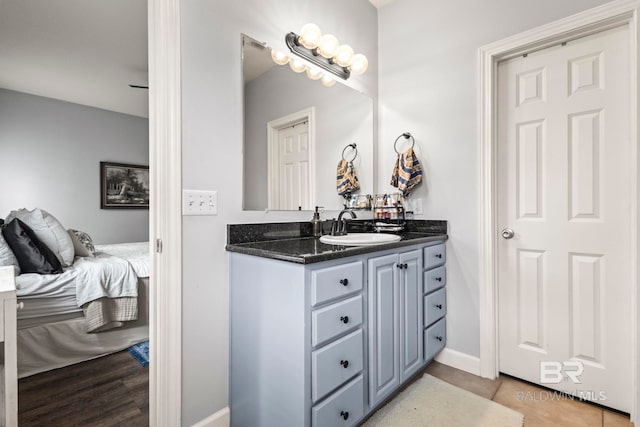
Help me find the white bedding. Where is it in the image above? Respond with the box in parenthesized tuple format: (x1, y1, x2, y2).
(95, 242, 150, 278)
(16, 242, 150, 322)
(17, 241, 151, 377)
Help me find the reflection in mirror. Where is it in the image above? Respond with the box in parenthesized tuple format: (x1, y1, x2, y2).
(242, 34, 374, 211)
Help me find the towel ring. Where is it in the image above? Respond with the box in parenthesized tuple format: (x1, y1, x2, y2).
(342, 143, 358, 162)
(394, 132, 415, 154)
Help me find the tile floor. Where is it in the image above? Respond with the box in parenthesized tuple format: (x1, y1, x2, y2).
(424, 362, 632, 427)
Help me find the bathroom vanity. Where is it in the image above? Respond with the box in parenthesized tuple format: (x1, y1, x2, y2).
(227, 221, 447, 427)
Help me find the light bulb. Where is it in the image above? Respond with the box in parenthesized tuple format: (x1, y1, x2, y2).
(317, 34, 339, 58)
(289, 58, 306, 73)
(350, 53, 368, 74)
(270, 49, 289, 66)
(334, 45, 354, 67)
(298, 23, 322, 49)
(321, 75, 336, 87)
(306, 67, 323, 80)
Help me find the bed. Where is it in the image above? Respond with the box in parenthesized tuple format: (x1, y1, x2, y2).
(15, 242, 150, 378)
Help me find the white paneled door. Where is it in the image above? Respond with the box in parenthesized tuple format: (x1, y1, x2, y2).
(497, 25, 631, 412)
(276, 121, 310, 210)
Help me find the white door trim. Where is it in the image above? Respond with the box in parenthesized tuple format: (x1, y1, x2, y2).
(267, 107, 316, 209)
(149, 0, 182, 425)
(478, 0, 639, 422)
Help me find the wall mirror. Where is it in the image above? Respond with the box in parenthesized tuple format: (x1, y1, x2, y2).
(242, 34, 374, 211)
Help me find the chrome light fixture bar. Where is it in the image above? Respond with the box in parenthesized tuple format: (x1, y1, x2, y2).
(285, 32, 350, 80)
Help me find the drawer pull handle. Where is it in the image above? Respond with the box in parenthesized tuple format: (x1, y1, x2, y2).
(339, 278, 349, 286)
(435, 277, 442, 282)
(435, 304, 443, 309)
(340, 359, 349, 368)
(435, 253, 443, 259)
(340, 316, 349, 324)
(435, 335, 443, 342)
(17, 301, 24, 310)
(340, 410, 350, 420)
(397, 263, 408, 269)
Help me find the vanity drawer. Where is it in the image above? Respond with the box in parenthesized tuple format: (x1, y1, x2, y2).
(424, 318, 446, 362)
(312, 295, 363, 347)
(424, 265, 446, 294)
(423, 243, 446, 270)
(424, 287, 446, 327)
(312, 374, 364, 427)
(312, 329, 363, 402)
(311, 261, 363, 307)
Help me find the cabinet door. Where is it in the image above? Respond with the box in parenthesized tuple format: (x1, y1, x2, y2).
(368, 253, 400, 407)
(399, 249, 423, 382)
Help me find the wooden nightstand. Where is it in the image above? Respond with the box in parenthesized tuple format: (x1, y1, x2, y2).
(0, 266, 17, 426)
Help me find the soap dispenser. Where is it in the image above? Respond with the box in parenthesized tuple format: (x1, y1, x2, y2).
(311, 206, 323, 237)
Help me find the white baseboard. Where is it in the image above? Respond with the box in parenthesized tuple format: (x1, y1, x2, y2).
(191, 407, 230, 427)
(435, 348, 481, 376)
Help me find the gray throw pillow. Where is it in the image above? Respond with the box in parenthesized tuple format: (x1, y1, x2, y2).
(68, 229, 96, 257)
(5, 208, 75, 266)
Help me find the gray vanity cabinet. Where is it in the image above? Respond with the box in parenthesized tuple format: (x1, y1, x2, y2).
(367, 249, 422, 408)
(229, 253, 365, 427)
(229, 240, 446, 427)
(423, 243, 447, 362)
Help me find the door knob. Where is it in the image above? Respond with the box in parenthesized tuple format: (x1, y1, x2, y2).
(501, 228, 515, 239)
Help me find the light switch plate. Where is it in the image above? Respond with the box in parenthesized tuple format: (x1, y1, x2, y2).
(183, 190, 218, 215)
(413, 198, 424, 215)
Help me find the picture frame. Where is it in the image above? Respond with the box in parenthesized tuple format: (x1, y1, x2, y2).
(100, 161, 150, 209)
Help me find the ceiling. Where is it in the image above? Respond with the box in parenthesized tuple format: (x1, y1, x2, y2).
(0, 0, 148, 118)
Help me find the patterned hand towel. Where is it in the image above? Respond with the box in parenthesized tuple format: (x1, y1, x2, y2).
(390, 148, 423, 196)
(337, 159, 360, 197)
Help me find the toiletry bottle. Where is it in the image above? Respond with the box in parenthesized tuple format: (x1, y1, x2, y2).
(311, 206, 323, 237)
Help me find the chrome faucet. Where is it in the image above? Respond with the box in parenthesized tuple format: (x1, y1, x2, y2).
(331, 209, 357, 236)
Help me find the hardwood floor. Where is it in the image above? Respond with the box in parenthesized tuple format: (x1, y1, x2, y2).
(18, 351, 149, 426)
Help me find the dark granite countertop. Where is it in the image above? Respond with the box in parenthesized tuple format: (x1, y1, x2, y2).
(226, 220, 448, 264)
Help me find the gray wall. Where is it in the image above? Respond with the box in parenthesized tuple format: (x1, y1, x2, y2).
(0, 88, 149, 244)
(181, 0, 378, 424)
(244, 64, 374, 210)
(377, 0, 610, 358)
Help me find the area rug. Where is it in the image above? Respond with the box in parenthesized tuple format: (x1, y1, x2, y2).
(363, 374, 524, 427)
(127, 340, 149, 367)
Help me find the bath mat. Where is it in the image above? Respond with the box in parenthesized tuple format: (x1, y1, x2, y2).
(127, 340, 149, 367)
(363, 374, 524, 427)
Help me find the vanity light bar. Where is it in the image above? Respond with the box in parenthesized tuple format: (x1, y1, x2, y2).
(285, 32, 350, 80)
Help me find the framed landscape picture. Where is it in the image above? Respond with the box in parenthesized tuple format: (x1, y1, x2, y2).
(100, 162, 150, 209)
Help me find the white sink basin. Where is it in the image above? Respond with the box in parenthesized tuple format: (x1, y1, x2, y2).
(320, 233, 402, 246)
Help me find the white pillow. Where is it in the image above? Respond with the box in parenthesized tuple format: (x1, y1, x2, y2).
(0, 232, 20, 275)
(5, 208, 75, 266)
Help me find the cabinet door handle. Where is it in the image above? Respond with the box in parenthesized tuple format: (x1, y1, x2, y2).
(435, 253, 443, 259)
(397, 264, 403, 269)
(339, 278, 349, 286)
(435, 304, 443, 309)
(435, 335, 443, 342)
(17, 301, 25, 310)
(435, 277, 442, 282)
(403, 263, 408, 269)
(340, 359, 349, 368)
(340, 316, 349, 324)
(340, 410, 350, 420)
